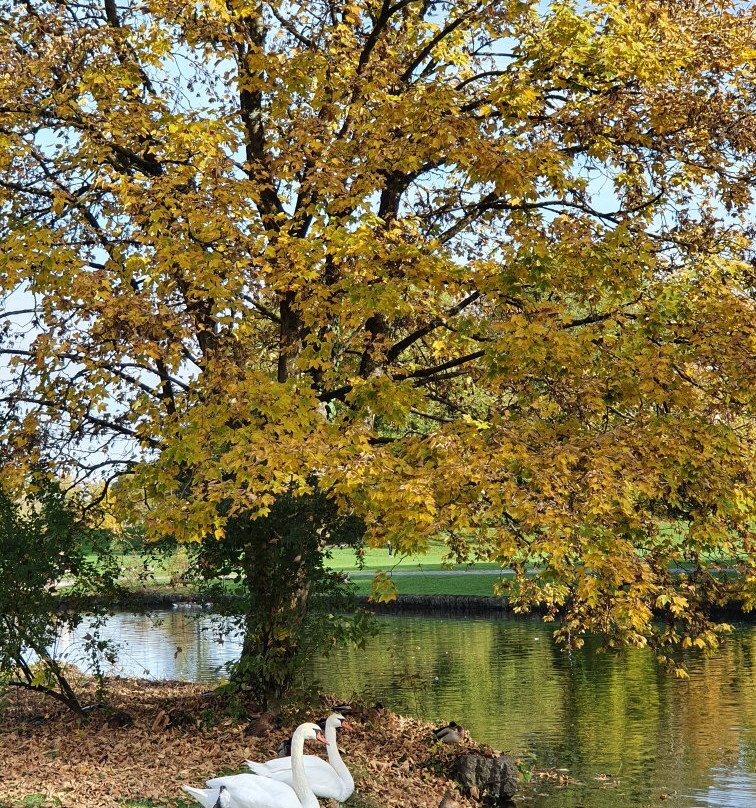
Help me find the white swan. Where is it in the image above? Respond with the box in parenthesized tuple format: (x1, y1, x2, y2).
(182, 722, 326, 808)
(183, 785, 231, 808)
(245, 712, 354, 802)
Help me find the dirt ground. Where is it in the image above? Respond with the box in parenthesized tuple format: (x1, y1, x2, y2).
(0, 678, 484, 808)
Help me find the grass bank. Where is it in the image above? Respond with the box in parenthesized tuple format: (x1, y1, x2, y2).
(326, 541, 500, 573)
(86, 539, 508, 603)
(350, 572, 504, 598)
(93, 532, 742, 606)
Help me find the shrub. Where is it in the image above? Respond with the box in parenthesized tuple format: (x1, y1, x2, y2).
(0, 476, 121, 714)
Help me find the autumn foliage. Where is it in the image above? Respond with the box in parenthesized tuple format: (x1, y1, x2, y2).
(0, 0, 754, 658)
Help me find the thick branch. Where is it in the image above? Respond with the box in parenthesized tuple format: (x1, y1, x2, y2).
(357, 0, 394, 75)
(395, 349, 485, 381)
(319, 349, 485, 404)
(237, 15, 285, 225)
(386, 291, 482, 362)
(4, 676, 84, 714)
(103, 0, 156, 96)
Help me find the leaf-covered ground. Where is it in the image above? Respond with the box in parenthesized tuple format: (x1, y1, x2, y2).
(0, 678, 483, 808)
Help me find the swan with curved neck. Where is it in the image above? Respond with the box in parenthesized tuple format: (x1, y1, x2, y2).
(246, 712, 354, 802)
(182, 722, 326, 808)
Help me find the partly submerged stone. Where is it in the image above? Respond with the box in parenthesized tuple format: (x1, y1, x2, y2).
(452, 752, 518, 806)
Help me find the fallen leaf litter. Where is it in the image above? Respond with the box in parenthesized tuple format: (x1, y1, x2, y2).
(0, 678, 482, 808)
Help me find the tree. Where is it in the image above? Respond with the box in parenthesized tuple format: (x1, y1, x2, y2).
(1, 0, 754, 681)
(192, 484, 369, 699)
(0, 476, 121, 714)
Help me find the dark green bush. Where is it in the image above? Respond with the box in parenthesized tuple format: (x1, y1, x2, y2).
(0, 476, 121, 713)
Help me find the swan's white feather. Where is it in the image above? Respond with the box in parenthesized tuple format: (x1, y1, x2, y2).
(203, 773, 306, 808)
(246, 756, 345, 800)
(183, 722, 323, 808)
(182, 786, 221, 808)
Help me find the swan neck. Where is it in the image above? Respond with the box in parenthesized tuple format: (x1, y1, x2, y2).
(290, 727, 313, 805)
(325, 722, 354, 789)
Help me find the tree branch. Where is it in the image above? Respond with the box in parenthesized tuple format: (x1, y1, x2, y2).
(395, 349, 485, 381)
(400, 6, 479, 83)
(1, 394, 161, 449)
(267, 5, 316, 48)
(386, 291, 482, 362)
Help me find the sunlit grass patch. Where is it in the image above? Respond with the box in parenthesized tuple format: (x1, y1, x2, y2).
(351, 572, 504, 598)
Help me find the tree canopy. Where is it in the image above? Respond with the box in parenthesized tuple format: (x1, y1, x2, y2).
(1, 0, 754, 657)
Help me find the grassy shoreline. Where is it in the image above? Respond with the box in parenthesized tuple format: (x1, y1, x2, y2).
(78, 540, 753, 615)
(100, 573, 505, 602)
(86, 540, 511, 601)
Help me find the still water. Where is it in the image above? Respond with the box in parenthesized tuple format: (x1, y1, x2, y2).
(63, 610, 756, 808)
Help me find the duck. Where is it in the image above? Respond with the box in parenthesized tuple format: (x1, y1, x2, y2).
(182, 722, 326, 808)
(246, 712, 354, 802)
(244, 710, 276, 737)
(366, 702, 385, 722)
(432, 721, 466, 743)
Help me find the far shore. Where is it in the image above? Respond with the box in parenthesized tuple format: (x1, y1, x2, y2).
(58, 586, 754, 622)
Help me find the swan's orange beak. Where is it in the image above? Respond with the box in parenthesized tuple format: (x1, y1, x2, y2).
(341, 720, 353, 730)
(316, 729, 328, 745)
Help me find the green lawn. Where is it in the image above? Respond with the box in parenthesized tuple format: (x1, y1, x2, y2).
(350, 572, 505, 597)
(325, 540, 499, 573)
(90, 523, 735, 603)
(81, 543, 502, 601)
(94, 540, 497, 580)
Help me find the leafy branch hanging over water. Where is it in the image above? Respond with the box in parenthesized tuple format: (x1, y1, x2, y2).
(0, 0, 754, 683)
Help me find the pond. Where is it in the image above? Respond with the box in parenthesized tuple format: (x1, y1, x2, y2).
(60, 610, 756, 808)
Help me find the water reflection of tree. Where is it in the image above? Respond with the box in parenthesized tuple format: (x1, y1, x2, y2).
(75, 612, 755, 808)
(305, 616, 756, 808)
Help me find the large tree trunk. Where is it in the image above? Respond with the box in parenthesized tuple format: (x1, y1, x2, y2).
(196, 483, 364, 703)
(235, 540, 313, 703)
